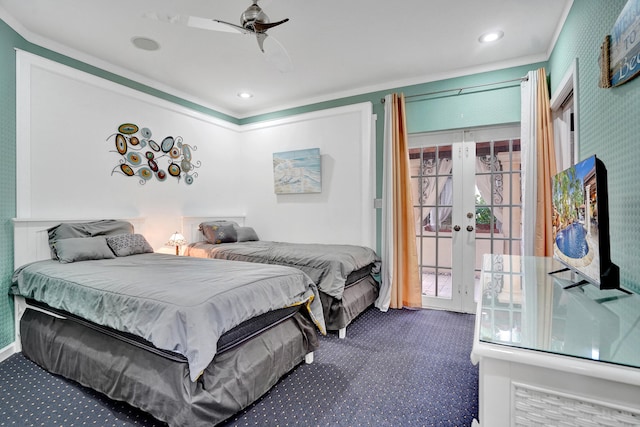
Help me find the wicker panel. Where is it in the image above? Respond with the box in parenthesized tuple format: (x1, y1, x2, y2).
(513, 384, 640, 426)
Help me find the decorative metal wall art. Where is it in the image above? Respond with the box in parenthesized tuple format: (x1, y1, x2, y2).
(106, 123, 200, 185)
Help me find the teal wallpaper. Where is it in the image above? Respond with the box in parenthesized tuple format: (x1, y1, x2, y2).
(2, 1, 636, 349)
(548, 0, 640, 293)
(0, 19, 19, 350)
(401, 64, 546, 133)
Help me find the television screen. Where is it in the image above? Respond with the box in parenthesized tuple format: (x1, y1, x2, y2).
(551, 155, 619, 290)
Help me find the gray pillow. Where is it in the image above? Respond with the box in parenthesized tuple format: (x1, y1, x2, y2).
(235, 226, 259, 242)
(48, 220, 134, 259)
(106, 233, 154, 257)
(84, 220, 134, 237)
(199, 220, 238, 228)
(201, 223, 237, 244)
(55, 236, 116, 263)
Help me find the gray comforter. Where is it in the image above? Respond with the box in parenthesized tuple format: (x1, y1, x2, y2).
(11, 253, 325, 382)
(184, 241, 381, 299)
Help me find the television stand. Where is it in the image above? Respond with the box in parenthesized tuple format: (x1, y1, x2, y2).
(548, 267, 589, 289)
(547, 266, 632, 293)
(472, 255, 640, 427)
(548, 267, 570, 275)
(563, 279, 590, 290)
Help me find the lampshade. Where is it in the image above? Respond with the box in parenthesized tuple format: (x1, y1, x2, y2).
(166, 232, 187, 247)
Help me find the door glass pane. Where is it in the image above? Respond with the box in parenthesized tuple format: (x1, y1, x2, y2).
(437, 238, 452, 269)
(474, 139, 522, 302)
(410, 145, 453, 299)
(419, 236, 437, 266)
(437, 267, 452, 299)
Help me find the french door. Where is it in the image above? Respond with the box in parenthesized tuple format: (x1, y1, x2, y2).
(409, 126, 522, 313)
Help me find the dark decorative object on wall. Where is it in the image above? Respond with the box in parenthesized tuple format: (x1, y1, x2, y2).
(599, 35, 612, 88)
(599, 0, 640, 88)
(106, 123, 201, 185)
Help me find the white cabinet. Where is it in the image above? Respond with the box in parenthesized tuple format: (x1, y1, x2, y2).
(471, 255, 640, 426)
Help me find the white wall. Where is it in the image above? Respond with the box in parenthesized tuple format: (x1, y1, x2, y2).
(238, 105, 375, 247)
(16, 51, 376, 250)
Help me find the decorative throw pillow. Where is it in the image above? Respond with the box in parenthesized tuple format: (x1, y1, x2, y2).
(235, 226, 259, 242)
(106, 233, 154, 257)
(201, 223, 238, 244)
(55, 236, 116, 263)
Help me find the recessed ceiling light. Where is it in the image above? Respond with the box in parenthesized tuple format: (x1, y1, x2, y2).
(131, 37, 160, 51)
(478, 31, 504, 43)
(238, 92, 254, 99)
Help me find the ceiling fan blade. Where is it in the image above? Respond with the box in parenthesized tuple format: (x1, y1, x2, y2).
(263, 35, 293, 73)
(144, 12, 246, 34)
(189, 17, 247, 34)
(253, 18, 290, 33)
(255, 32, 267, 52)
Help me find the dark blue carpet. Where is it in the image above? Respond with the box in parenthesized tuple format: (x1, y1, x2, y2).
(0, 307, 478, 426)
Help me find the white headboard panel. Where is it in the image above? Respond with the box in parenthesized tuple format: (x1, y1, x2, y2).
(12, 218, 147, 269)
(181, 216, 246, 244)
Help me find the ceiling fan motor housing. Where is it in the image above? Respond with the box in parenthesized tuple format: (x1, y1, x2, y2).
(241, 2, 269, 31)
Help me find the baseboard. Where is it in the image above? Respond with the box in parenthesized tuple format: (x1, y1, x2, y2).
(0, 342, 16, 363)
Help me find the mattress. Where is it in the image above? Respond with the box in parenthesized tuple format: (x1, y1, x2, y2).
(26, 298, 302, 356)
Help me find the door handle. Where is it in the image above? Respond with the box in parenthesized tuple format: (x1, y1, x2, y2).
(467, 225, 474, 232)
(453, 225, 461, 232)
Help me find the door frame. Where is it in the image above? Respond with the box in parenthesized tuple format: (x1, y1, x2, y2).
(410, 125, 521, 313)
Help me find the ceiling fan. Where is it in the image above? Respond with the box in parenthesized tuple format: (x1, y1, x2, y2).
(168, 0, 293, 72)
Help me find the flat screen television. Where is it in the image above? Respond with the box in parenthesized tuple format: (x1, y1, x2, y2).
(550, 155, 621, 291)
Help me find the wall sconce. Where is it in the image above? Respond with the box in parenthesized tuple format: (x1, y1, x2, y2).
(166, 231, 187, 255)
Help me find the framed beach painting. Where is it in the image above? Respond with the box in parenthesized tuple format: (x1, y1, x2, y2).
(608, 0, 640, 87)
(273, 148, 321, 194)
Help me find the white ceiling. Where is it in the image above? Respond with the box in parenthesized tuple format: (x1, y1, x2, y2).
(0, 0, 572, 118)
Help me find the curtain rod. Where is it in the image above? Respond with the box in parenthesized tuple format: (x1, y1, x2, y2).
(380, 76, 528, 103)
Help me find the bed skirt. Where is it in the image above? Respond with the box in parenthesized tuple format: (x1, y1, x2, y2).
(20, 307, 318, 426)
(320, 275, 379, 331)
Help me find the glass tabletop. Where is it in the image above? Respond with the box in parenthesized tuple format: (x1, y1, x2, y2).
(478, 254, 640, 369)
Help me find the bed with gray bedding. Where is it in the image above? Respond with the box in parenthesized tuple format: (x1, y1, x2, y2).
(183, 221, 381, 334)
(11, 220, 325, 426)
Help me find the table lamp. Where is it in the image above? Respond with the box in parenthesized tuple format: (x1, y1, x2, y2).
(166, 231, 187, 255)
